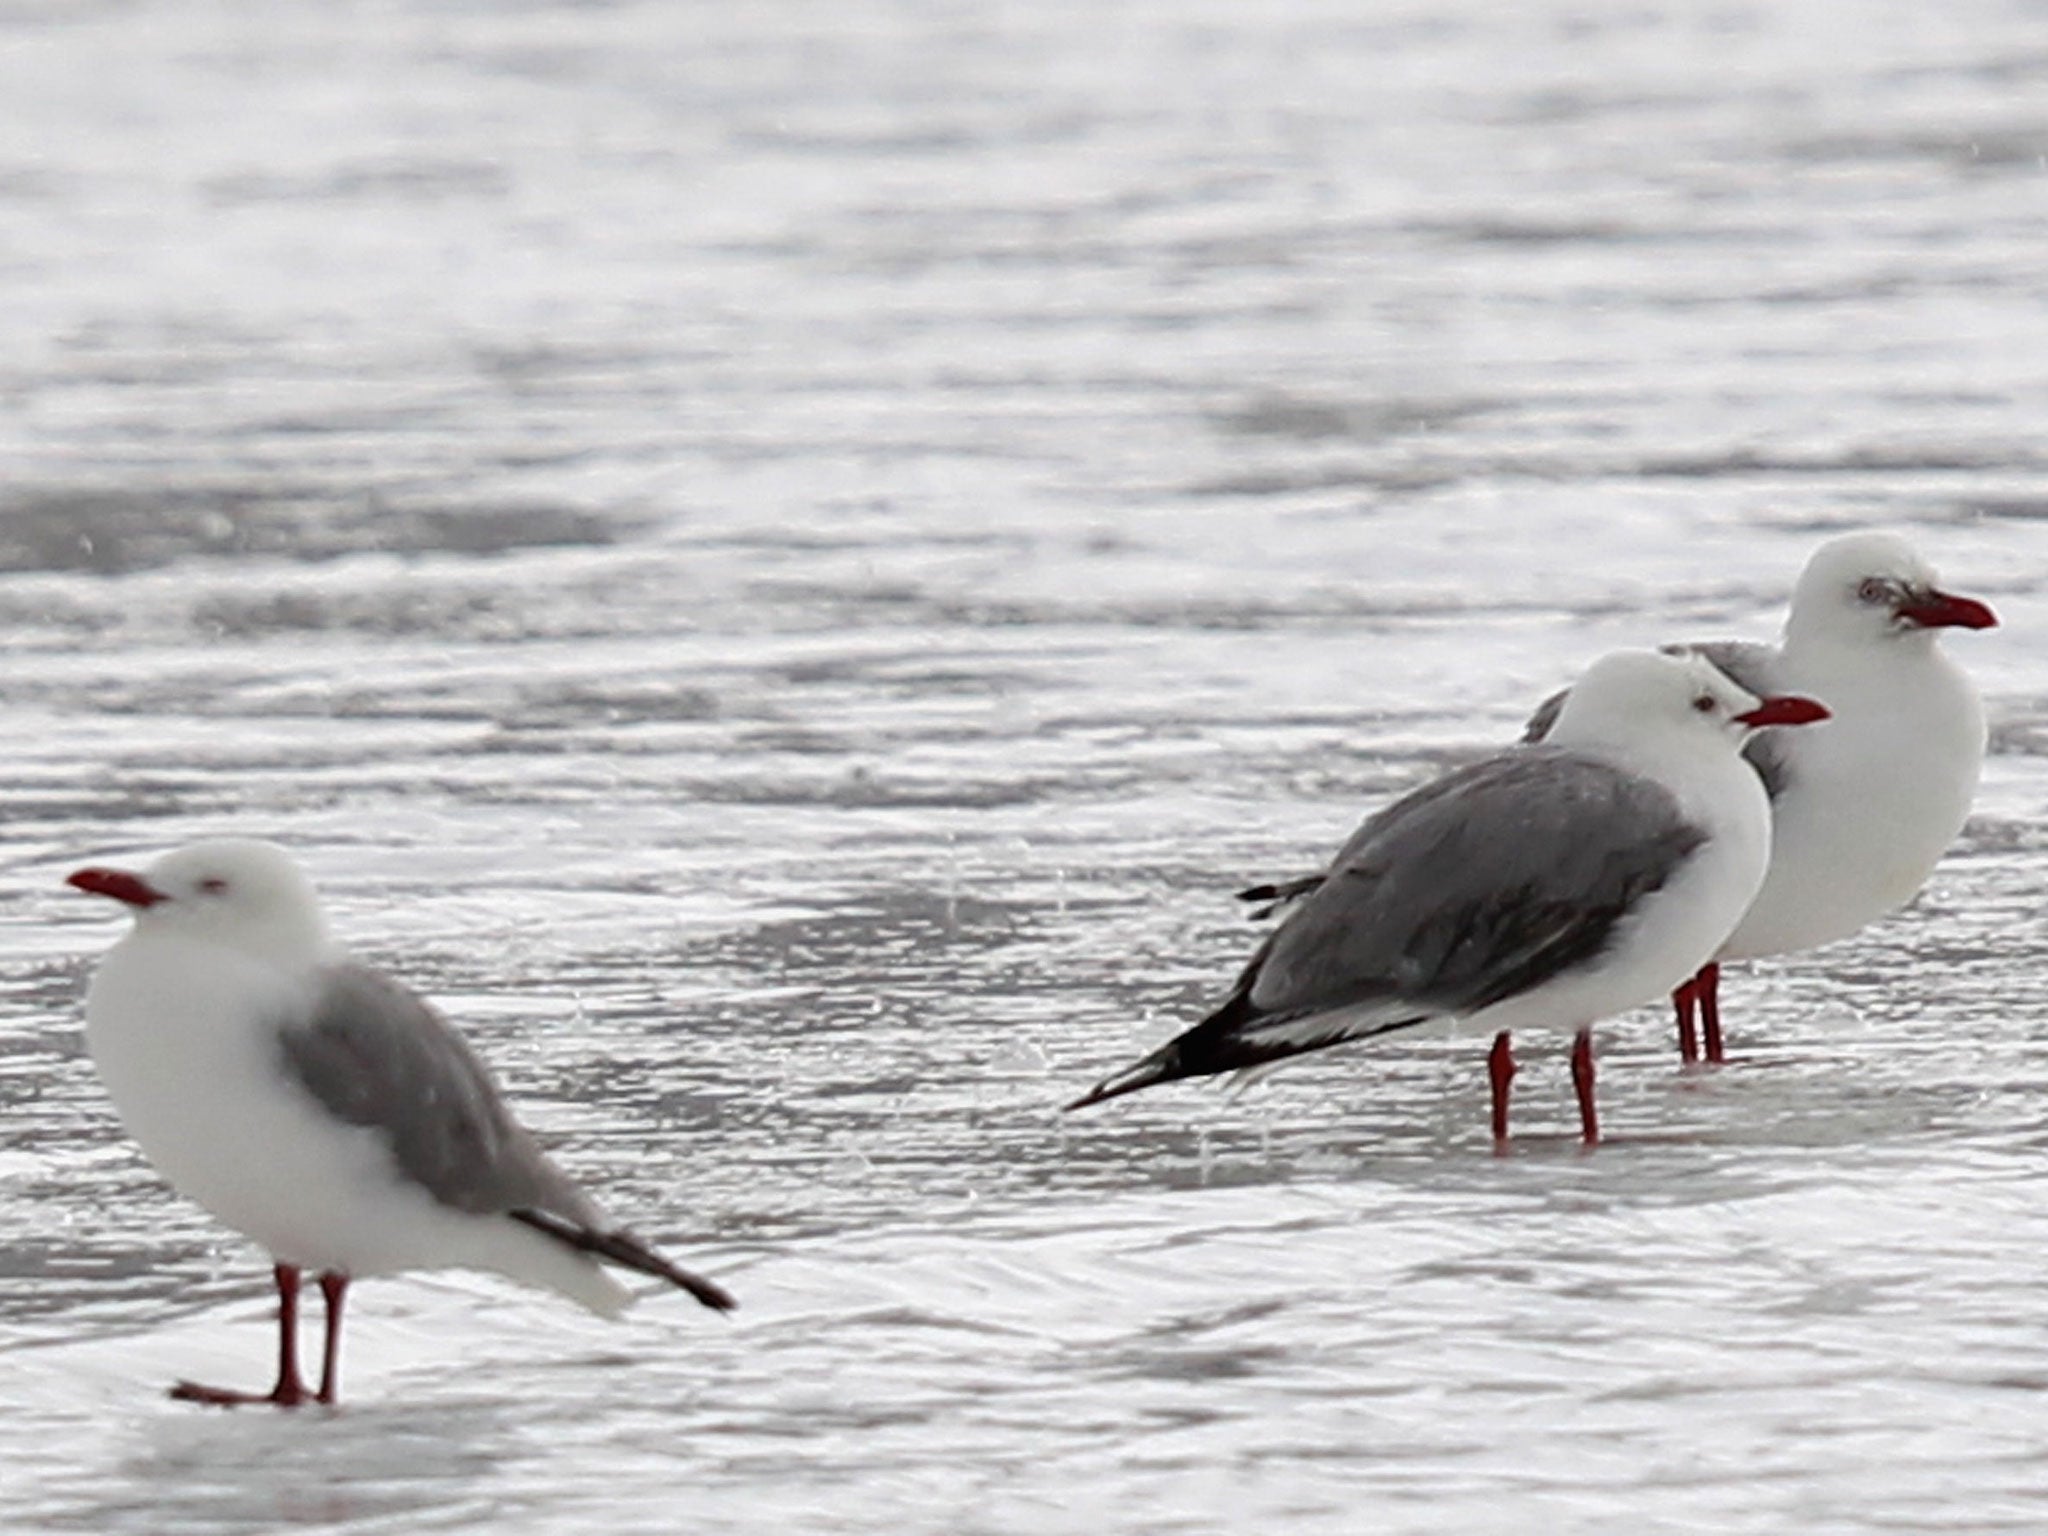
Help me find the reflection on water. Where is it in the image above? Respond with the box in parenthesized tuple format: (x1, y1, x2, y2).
(3, 0, 2047, 1531)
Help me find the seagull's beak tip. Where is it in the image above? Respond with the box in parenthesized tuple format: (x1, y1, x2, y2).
(67, 868, 168, 907)
(1738, 695, 1830, 729)
(1901, 592, 1998, 631)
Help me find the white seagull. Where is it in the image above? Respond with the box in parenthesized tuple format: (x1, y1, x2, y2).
(70, 838, 734, 1409)
(1520, 532, 1996, 1061)
(1069, 650, 1828, 1144)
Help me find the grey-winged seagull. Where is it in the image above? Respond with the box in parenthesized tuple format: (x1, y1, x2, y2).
(70, 838, 734, 1408)
(1068, 650, 1828, 1144)
(1239, 533, 1995, 1065)
(1520, 531, 1995, 1062)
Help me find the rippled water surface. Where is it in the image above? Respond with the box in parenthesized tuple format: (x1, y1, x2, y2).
(4, 2, 2048, 1532)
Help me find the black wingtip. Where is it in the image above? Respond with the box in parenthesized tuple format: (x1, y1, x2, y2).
(1233, 875, 1323, 919)
(638, 1250, 737, 1313)
(618, 1239, 738, 1314)
(678, 1271, 740, 1314)
(511, 1210, 738, 1313)
(1063, 1054, 1174, 1112)
(1238, 898, 1283, 920)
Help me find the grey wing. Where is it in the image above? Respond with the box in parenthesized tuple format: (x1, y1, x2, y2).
(1068, 749, 1711, 1106)
(1246, 748, 1709, 1023)
(278, 963, 599, 1225)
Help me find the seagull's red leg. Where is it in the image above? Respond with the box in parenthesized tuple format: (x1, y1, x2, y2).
(1571, 1028, 1599, 1147)
(268, 1264, 309, 1404)
(1487, 1031, 1517, 1148)
(1698, 962, 1726, 1064)
(315, 1271, 349, 1406)
(171, 1263, 312, 1407)
(1672, 975, 1701, 1064)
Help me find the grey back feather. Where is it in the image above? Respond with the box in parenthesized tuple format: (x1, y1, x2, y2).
(277, 963, 599, 1225)
(1522, 640, 1794, 798)
(1242, 747, 1708, 1023)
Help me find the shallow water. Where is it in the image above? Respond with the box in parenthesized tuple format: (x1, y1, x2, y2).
(3, 1, 2047, 1531)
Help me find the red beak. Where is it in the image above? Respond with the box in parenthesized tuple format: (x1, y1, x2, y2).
(1735, 695, 1831, 729)
(1896, 589, 1997, 630)
(67, 868, 169, 907)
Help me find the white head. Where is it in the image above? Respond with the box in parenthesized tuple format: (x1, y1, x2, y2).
(1784, 532, 1997, 653)
(68, 838, 330, 968)
(1549, 649, 1829, 756)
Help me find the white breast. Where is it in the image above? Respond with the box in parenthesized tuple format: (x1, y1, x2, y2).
(86, 931, 447, 1274)
(1723, 646, 1984, 959)
(84, 928, 634, 1312)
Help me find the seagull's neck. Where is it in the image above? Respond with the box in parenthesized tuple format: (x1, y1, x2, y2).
(1569, 728, 1761, 823)
(1781, 629, 1976, 737)
(1780, 623, 1941, 678)
(124, 916, 335, 982)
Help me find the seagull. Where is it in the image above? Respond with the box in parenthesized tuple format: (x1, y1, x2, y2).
(69, 838, 735, 1409)
(1237, 533, 1996, 1065)
(1519, 531, 1996, 1062)
(1068, 650, 1829, 1144)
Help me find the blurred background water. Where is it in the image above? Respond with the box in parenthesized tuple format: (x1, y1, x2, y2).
(2, 1, 2046, 1531)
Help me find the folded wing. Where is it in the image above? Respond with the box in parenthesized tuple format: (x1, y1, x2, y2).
(278, 965, 734, 1310)
(1072, 749, 1707, 1107)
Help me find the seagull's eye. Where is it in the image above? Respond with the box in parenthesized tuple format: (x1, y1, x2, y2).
(1856, 577, 1889, 604)
(1692, 695, 1717, 714)
(196, 877, 229, 896)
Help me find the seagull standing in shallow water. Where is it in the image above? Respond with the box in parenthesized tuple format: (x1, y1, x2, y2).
(1069, 650, 1829, 1144)
(71, 838, 734, 1408)
(1519, 532, 1996, 1062)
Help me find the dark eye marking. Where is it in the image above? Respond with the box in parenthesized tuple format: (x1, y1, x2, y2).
(1857, 577, 1890, 603)
(197, 877, 229, 895)
(1693, 695, 1717, 713)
